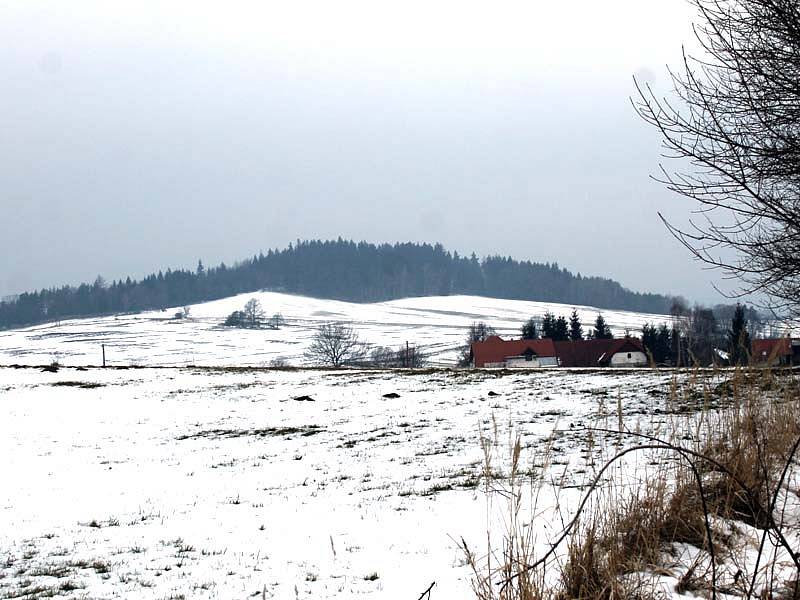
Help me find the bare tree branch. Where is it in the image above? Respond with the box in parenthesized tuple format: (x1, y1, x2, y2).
(633, 0, 800, 316)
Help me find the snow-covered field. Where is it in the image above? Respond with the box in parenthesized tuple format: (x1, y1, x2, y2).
(0, 293, 671, 367)
(2, 295, 796, 599)
(0, 365, 686, 599)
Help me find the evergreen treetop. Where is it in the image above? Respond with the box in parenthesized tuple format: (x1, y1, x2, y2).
(569, 309, 583, 341)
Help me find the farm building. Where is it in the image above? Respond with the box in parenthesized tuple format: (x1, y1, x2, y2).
(554, 338, 648, 368)
(751, 338, 800, 366)
(470, 336, 648, 368)
(470, 337, 558, 368)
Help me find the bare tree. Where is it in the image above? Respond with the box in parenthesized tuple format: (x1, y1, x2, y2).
(369, 345, 396, 368)
(305, 322, 365, 367)
(634, 0, 800, 316)
(242, 298, 265, 328)
(687, 305, 721, 365)
(397, 343, 428, 368)
(268, 312, 285, 329)
(459, 321, 497, 366)
(368, 343, 428, 368)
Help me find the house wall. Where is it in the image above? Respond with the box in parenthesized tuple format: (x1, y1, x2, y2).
(609, 351, 648, 367)
(505, 357, 538, 368)
(505, 356, 559, 368)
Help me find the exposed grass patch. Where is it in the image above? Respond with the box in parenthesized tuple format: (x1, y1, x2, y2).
(25, 564, 71, 579)
(419, 482, 455, 496)
(0, 579, 85, 599)
(49, 381, 105, 389)
(177, 426, 324, 440)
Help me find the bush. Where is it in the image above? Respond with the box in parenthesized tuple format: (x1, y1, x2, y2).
(223, 298, 266, 329)
(368, 344, 428, 368)
(223, 310, 245, 327)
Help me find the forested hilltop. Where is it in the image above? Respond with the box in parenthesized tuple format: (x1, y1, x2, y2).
(0, 240, 677, 328)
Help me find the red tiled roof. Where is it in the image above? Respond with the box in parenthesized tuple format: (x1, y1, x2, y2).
(471, 336, 557, 367)
(554, 338, 646, 367)
(471, 337, 648, 368)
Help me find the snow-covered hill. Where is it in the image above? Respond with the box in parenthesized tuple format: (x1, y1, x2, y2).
(0, 292, 672, 367)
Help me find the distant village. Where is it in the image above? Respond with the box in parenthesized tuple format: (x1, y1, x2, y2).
(468, 306, 799, 369)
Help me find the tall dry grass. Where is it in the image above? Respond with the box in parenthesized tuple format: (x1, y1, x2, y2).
(465, 367, 800, 600)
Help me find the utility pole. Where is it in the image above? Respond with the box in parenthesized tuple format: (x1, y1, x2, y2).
(102, 344, 106, 368)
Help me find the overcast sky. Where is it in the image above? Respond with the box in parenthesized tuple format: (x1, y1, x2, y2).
(0, 1, 729, 304)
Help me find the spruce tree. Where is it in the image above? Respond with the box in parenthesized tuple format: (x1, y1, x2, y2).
(659, 324, 672, 363)
(593, 314, 613, 339)
(541, 311, 556, 339)
(642, 323, 656, 358)
(521, 318, 539, 340)
(728, 304, 751, 365)
(569, 309, 583, 341)
(554, 315, 570, 341)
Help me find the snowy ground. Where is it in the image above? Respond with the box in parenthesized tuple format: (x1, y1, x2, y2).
(0, 292, 670, 367)
(0, 365, 689, 600)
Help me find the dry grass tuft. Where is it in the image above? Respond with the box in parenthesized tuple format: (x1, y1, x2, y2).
(467, 367, 800, 600)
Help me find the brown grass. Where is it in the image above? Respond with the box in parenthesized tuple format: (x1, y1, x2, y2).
(466, 367, 800, 600)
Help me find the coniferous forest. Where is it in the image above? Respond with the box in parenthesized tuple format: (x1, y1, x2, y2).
(0, 240, 677, 329)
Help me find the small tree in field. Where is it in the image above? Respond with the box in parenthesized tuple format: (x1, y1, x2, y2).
(370, 346, 396, 368)
(243, 298, 265, 328)
(268, 312, 285, 329)
(370, 344, 428, 368)
(224, 310, 245, 327)
(305, 322, 365, 367)
(225, 298, 267, 329)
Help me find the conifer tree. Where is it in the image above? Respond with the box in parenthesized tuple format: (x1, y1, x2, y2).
(642, 323, 657, 357)
(521, 317, 539, 340)
(657, 323, 672, 364)
(592, 314, 613, 339)
(728, 303, 751, 366)
(554, 315, 570, 341)
(541, 311, 556, 339)
(569, 309, 583, 341)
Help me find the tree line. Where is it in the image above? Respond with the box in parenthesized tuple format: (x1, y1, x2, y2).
(641, 301, 761, 367)
(520, 309, 613, 341)
(0, 240, 677, 329)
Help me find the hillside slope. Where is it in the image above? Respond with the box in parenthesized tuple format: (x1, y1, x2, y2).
(0, 292, 670, 367)
(0, 241, 676, 329)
